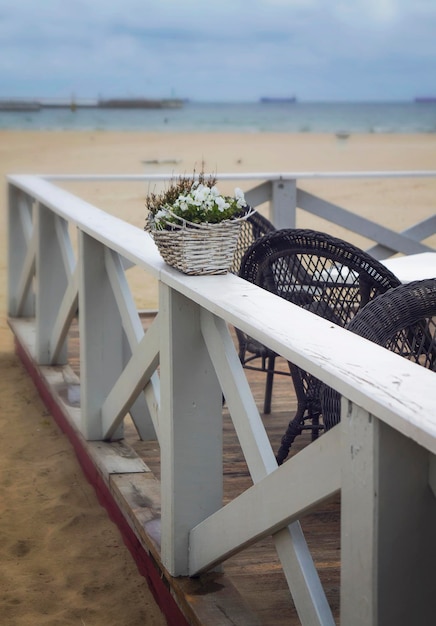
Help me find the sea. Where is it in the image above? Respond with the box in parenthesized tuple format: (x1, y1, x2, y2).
(1, 100, 436, 134)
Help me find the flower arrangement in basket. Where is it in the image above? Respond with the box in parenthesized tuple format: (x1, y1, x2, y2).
(145, 171, 254, 275)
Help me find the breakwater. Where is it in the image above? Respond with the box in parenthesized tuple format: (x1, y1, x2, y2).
(0, 97, 184, 111)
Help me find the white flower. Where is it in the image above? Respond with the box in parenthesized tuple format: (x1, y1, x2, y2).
(155, 208, 168, 221)
(193, 184, 210, 204)
(234, 187, 246, 208)
(215, 196, 229, 212)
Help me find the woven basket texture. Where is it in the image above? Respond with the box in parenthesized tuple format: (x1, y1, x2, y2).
(149, 216, 247, 275)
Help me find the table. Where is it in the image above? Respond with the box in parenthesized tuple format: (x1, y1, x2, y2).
(380, 252, 436, 284)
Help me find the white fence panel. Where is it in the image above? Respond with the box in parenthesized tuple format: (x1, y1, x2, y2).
(7, 172, 436, 626)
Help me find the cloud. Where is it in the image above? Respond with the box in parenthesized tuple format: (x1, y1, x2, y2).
(0, 0, 435, 101)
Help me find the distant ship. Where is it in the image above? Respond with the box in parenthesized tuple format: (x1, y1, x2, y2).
(260, 97, 297, 104)
(414, 97, 436, 103)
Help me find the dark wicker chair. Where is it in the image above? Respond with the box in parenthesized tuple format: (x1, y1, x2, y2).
(321, 278, 436, 431)
(238, 228, 402, 464)
(231, 211, 282, 414)
(231, 211, 276, 274)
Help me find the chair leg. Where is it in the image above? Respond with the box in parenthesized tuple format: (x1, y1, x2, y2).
(311, 413, 320, 441)
(276, 407, 306, 465)
(263, 355, 275, 414)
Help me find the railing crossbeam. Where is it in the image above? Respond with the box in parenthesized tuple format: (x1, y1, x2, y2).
(297, 188, 433, 256)
(46, 217, 78, 363)
(101, 318, 160, 440)
(190, 426, 340, 572)
(198, 311, 335, 626)
(104, 248, 158, 440)
(36, 204, 71, 364)
(49, 266, 78, 364)
(366, 213, 436, 259)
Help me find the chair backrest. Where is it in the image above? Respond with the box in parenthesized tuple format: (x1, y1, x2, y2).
(239, 228, 402, 412)
(240, 228, 401, 319)
(321, 278, 436, 430)
(231, 211, 276, 274)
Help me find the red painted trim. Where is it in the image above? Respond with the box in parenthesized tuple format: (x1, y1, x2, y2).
(14, 339, 191, 626)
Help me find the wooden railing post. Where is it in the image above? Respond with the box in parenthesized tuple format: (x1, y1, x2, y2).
(159, 283, 223, 576)
(271, 178, 297, 228)
(78, 231, 125, 440)
(7, 185, 35, 317)
(341, 398, 436, 625)
(35, 204, 69, 364)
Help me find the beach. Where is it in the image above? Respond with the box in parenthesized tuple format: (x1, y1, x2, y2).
(1, 130, 436, 624)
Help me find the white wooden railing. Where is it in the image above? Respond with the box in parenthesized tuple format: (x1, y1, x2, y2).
(7, 172, 436, 626)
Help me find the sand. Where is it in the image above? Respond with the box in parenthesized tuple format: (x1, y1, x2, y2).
(1, 129, 435, 624)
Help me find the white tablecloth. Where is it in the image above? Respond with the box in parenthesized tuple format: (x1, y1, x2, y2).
(380, 252, 436, 284)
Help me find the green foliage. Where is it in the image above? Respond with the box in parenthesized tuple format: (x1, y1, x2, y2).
(145, 171, 247, 229)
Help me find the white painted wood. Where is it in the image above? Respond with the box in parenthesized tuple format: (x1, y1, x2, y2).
(10, 189, 36, 317)
(78, 231, 125, 440)
(375, 421, 436, 625)
(271, 178, 297, 228)
(162, 273, 436, 455)
(55, 214, 76, 275)
(105, 249, 145, 346)
(341, 399, 436, 626)
(243, 180, 272, 208)
(15, 230, 36, 317)
(104, 248, 157, 440)
(9, 172, 435, 272)
(49, 266, 78, 364)
(7, 174, 436, 625)
(190, 426, 340, 573)
(37, 170, 436, 182)
(273, 526, 336, 626)
(45, 200, 77, 363)
(143, 379, 160, 434)
(199, 311, 335, 626)
(126, 388, 158, 442)
(200, 311, 277, 479)
(101, 320, 160, 439)
(159, 285, 223, 576)
(340, 400, 377, 625)
(366, 214, 436, 259)
(35, 204, 69, 364)
(7, 186, 36, 317)
(18, 190, 34, 240)
(297, 188, 433, 256)
(8, 175, 164, 278)
(8, 318, 36, 358)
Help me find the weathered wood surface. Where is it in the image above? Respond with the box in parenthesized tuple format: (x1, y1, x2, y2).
(68, 313, 341, 625)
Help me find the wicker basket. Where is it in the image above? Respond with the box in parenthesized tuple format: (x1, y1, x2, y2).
(147, 210, 254, 275)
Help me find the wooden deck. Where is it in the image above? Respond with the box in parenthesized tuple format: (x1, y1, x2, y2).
(11, 313, 340, 626)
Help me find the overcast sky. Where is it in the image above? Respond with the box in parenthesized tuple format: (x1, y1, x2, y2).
(1, 0, 435, 102)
